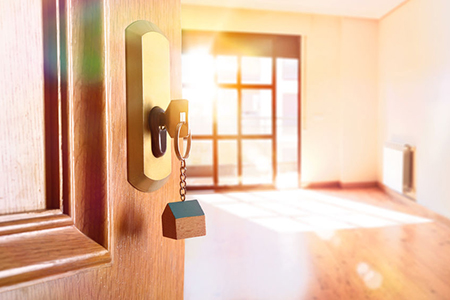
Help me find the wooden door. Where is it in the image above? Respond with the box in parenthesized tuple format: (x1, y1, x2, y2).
(0, 0, 183, 299)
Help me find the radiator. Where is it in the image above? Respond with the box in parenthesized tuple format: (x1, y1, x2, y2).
(383, 143, 412, 194)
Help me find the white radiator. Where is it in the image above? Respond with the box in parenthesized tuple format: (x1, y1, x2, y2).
(383, 143, 412, 194)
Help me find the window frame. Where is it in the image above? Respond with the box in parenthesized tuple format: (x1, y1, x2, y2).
(182, 31, 302, 191)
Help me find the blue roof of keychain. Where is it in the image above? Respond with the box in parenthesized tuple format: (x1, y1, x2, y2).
(168, 200, 205, 219)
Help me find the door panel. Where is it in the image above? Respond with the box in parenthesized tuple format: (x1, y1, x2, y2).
(0, 0, 183, 298)
(0, 1, 47, 214)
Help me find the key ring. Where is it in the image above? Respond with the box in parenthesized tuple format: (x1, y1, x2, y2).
(174, 122, 192, 161)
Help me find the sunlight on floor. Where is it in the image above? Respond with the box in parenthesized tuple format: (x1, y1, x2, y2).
(185, 189, 438, 300)
(193, 189, 432, 234)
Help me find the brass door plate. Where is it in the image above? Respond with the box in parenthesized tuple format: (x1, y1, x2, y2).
(126, 20, 171, 192)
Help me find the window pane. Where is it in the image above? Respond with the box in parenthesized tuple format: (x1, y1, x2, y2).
(182, 53, 216, 136)
(217, 55, 237, 84)
(182, 53, 215, 86)
(241, 56, 272, 84)
(242, 139, 272, 185)
(182, 88, 213, 135)
(218, 140, 238, 186)
(217, 89, 238, 135)
(186, 140, 213, 186)
(280, 58, 298, 81)
(276, 58, 298, 188)
(242, 89, 272, 135)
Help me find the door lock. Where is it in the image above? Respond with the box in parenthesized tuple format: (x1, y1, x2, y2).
(126, 20, 192, 192)
(126, 20, 204, 240)
(149, 99, 190, 158)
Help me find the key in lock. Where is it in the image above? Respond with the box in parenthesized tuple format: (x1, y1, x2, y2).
(149, 99, 189, 158)
(160, 109, 206, 240)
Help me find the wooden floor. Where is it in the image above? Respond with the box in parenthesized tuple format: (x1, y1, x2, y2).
(184, 188, 450, 300)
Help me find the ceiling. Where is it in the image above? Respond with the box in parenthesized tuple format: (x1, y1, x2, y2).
(181, 0, 408, 19)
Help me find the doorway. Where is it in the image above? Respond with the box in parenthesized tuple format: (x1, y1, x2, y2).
(182, 31, 301, 190)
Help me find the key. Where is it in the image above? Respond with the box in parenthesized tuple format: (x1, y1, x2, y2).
(165, 99, 189, 139)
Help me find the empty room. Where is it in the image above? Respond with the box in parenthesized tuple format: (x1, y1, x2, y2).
(1, 0, 449, 299)
(181, 0, 450, 299)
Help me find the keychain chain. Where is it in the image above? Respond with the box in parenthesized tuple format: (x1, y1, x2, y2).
(174, 120, 191, 202)
(179, 159, 187, 201)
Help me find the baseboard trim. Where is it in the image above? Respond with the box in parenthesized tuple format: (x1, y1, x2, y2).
(377, 182, 416, 202)
(341, 181, 378, 189)
(301, 181, 340, 189)
(302, 181, 378, 189)
(378, 182, 450, 228)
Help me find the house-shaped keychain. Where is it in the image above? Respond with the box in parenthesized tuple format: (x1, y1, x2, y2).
(162, 199, 206, 240)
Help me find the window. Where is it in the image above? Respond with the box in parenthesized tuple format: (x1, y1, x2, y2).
(182, 31, 301, 190)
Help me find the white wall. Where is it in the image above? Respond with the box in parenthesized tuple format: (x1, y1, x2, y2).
(379, 0, 450, 217)
(182, 5, 379, 185)
(340, 19, 378, 184)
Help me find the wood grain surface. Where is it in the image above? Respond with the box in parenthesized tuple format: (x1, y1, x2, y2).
(0, 213, 72, 236)
(175, 216, 206, 239)
(0, 0, 47, 214)
(0, 226, 110, 290)
(0, 0, 113, 290)
(1, 0, 183, 298)
(186, 188, 450, 300)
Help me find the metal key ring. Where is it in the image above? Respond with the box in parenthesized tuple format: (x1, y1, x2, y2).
(174, 122, 192, 161)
